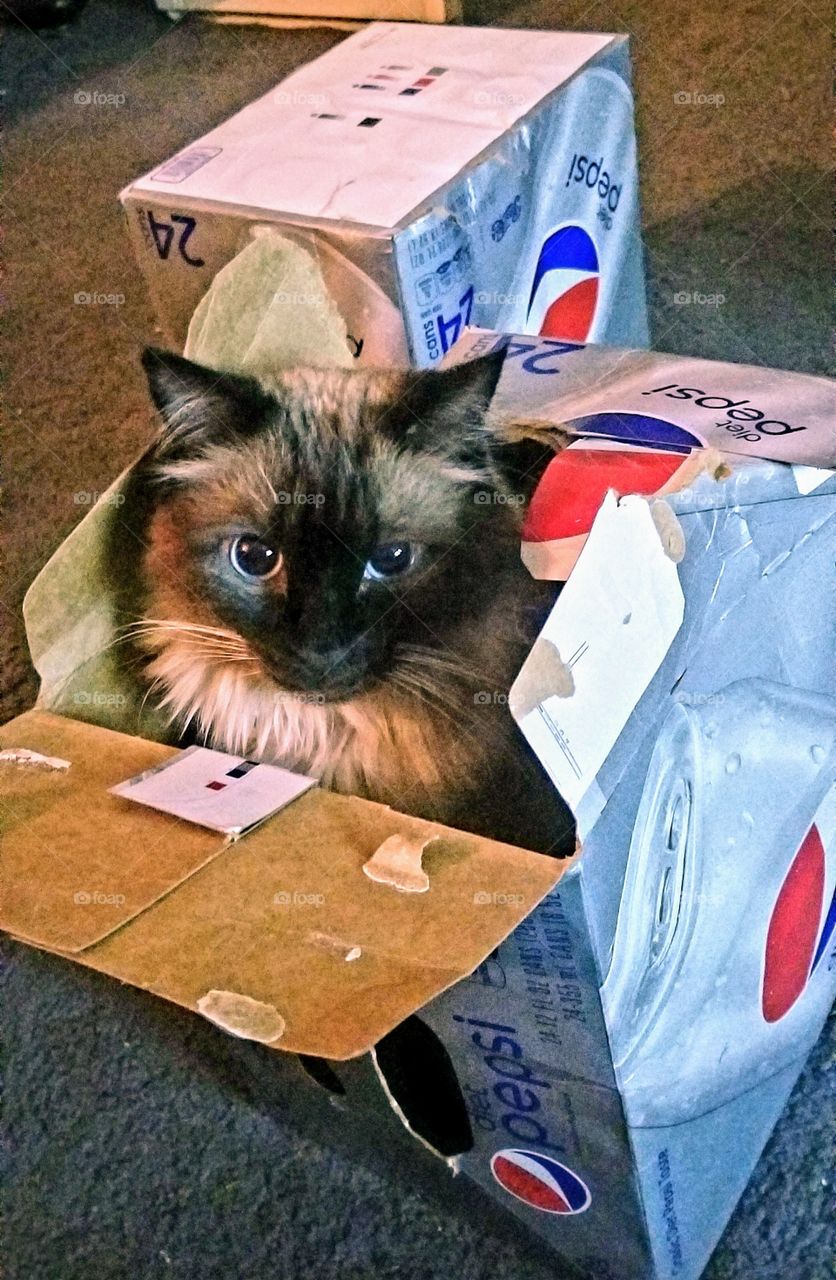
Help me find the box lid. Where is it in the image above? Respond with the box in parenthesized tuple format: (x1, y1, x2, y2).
(121, 23, 616, 230)
(451, 329, 836, 470)
(0, 712, 565, 1058)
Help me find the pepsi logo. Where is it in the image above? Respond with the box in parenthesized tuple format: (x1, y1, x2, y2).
(522, 446, 687, 545)
(566, 411, 704, 456)
(763, 824, 831, 1023)
(527, 226, 599, 342)
(490, 1148, 591, 1215)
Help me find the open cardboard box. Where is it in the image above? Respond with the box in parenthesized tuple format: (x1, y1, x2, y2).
(3, 331, 835, 1280)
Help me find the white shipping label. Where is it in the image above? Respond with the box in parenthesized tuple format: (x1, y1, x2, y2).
(514, 492, 685, 817)
(110, 747, 316, 836)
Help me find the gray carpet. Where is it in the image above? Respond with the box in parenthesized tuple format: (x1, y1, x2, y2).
(1, 1, 833, 1277)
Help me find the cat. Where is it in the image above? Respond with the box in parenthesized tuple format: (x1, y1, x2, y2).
(109, 346, 575, 856)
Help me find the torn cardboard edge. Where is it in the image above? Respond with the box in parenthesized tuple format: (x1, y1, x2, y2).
(197, 989, 286, 1043)
(370, 1045, 462, 1170)
(509, 636, 575, 721)
(363, 833, 441, 893)
(309, 931, 363, 962)
(512, 490, 686, 836)
(650, 499, 686, 563)
(0, 747, 71, 770)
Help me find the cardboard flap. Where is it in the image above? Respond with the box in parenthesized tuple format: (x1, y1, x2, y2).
(454, 329, 836, 469)
(0, 712, 566, 1057)
(83, 792, 566, 1058)
(0, 712, 225, 951)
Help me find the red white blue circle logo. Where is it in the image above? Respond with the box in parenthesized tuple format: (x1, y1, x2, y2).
(527, 226, 599, 342)
(763, 824, 834, 1023)
(490, 1149, 591, 1214)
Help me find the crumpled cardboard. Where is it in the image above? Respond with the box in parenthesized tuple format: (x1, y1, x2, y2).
(184, 228, 355, 377)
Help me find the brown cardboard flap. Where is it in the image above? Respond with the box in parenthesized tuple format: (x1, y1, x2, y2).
(0, 712, 566, 1058)
(81, 792, 565, 1058)
(0, 712, 225, 951)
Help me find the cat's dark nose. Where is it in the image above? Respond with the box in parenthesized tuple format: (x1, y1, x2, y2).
(290, 637, 378, 694)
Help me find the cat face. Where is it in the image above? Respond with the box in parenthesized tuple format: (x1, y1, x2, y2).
(131, 348, 547, 706)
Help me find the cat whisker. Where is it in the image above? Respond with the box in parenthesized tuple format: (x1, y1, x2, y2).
(119, 619, 256, 663)
(395, 643, 488, 686)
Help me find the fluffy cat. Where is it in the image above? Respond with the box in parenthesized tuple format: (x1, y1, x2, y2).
(109, 347, 575, 856)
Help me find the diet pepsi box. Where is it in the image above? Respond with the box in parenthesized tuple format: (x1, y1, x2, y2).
(119, 22, 648, 369)
(402, 330, 835, 1280)
(445, 327, 836, 580)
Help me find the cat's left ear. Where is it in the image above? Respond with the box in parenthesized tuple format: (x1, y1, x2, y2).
(395, 348, 507, 443)
(394, 347, 568, 494)
(141, 347, 274, 461)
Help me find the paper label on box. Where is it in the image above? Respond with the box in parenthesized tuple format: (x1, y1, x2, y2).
(110, 746, 316, 836)
(513, 492, 684, 829)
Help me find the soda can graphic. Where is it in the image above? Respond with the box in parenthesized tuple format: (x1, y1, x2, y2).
(601, 678, 836, 1127)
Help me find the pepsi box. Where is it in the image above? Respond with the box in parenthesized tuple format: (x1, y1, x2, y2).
(429, 328, 836, 1277)
(4, 334, 835, 1280)
(118, 21, 649, 369)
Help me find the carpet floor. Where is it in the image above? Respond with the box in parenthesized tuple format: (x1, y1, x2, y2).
(1, 1, 833, 1277)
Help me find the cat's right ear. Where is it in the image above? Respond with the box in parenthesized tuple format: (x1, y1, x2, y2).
(141, 347, 273, 461)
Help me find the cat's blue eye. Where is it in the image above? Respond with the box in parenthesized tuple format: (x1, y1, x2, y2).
(229, 534, 282, 580)
(363, 541, 415, 581)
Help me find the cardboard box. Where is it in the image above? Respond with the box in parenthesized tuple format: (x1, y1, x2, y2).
(157, 0, 461, 24)
(6, 334, 835, 1279)
(119, 22, 649, 368)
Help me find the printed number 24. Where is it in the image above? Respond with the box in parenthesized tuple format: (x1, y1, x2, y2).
(147, 210, 204, 268)
(437, 286, 475, 355)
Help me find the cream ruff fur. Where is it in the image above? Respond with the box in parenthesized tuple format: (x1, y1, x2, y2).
(137, 623, 490, 815)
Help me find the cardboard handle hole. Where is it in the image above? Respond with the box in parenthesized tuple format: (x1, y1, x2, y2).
(375, 1016, 473, 1158)
(298, 1055, 346, 1095)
